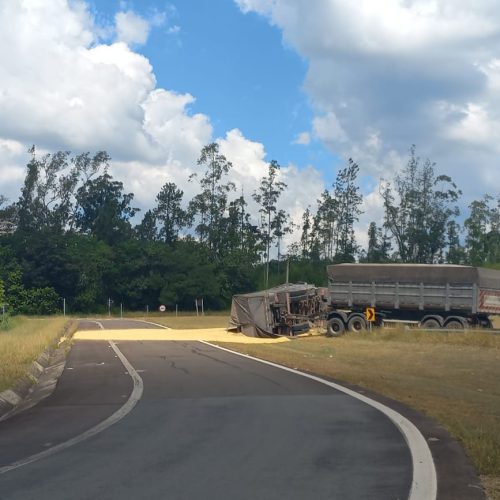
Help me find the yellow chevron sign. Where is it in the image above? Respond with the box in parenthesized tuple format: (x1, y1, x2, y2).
(365, 307, 375, 322)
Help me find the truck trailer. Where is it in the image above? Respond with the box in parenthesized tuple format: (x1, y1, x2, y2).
(229, 264, 500, 338)
(326, 263, 500, 336)
(229, 283, 327, 338)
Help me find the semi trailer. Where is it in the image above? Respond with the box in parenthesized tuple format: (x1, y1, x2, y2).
(229, 282, 327, 337)
(325, 264, 500, 336)
(229, 264, 500, 338)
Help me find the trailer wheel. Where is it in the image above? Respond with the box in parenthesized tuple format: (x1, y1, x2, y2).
(347, 315, 367, 332)
(445, 319, 466, 329)
(421, 318, 441, 329)
(326, 318, 345, 337)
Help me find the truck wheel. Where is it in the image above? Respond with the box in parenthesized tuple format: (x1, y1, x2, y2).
(445, 319, 466, 329)
(421, 318, 440, 329)
(347, 315, 367, 332)
(326, 318, 345, 337)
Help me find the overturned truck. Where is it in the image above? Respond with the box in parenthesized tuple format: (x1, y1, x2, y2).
(229, 283, 328, 337)
(231, 264, 500, 337)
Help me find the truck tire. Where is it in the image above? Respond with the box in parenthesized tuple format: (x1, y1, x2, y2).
(421, 317, 441, 329)
(326, 317, 345, 337)
(445, 318, 466, 329)
(347, 315, 367, 332)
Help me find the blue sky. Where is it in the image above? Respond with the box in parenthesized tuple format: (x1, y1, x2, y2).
(91, 0, 338, 180)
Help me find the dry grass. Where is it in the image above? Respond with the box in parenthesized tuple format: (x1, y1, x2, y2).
(134, 312, 231, 330)
(0, 316, 73, 393)
(215, 328, 500, 499)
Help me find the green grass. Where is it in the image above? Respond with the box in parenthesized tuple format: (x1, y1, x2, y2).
(0, 316, 75, 393)
(215, 327, 500, 499)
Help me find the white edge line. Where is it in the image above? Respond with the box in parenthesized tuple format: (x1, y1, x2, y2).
(0, 340, 143, 475)
(199, 340, 437, 500)
(77, 319, 104, 330)
(132, 319, 170, 329)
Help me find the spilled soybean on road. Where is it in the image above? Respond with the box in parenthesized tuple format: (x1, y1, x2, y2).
(0, 319, 432, 500)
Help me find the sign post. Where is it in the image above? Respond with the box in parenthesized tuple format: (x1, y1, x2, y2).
(365, 307, 376, 332)
(195, 298, 204, 316)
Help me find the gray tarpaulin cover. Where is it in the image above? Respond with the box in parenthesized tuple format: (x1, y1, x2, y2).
(230, 283, 317, 337)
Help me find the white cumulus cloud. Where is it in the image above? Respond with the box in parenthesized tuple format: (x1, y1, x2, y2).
(293, 131, 311, 145)
(115, 10, 150, 45)
(0, 0, 328, 253)
(236, 0, 500, 202)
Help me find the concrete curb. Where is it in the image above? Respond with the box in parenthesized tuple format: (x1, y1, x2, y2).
(0, 320, 76, 422)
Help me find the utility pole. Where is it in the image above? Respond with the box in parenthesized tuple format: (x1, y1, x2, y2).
(63, 298, 66, 317)
(120, 303, 123, 318)
(108, 298, 113, 317)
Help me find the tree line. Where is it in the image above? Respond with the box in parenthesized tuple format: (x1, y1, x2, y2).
(0, 144, 499, 315)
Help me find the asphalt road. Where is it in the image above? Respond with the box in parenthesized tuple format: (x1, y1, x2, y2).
(0, 320, 414, 500)
(78, 318, 167, 330)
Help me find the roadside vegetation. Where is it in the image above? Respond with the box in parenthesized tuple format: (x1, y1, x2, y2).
(216, 328, 500, 499)
(1, 145, 500, 316)
(0, 316, 73, 393)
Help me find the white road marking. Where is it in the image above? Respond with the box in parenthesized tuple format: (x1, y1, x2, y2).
(0, 340, 143, 475)
(76, 318, 104, 330)
(133, 319, 170, 329)
(200, 340, 437, 500)
(85, 320, 104, 330)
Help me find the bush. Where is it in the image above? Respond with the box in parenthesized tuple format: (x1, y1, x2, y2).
(18, 287, 60, 315)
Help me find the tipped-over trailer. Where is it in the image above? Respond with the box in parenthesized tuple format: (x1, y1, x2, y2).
(229, 283, 327, 337)
(325, 264, 500, 336)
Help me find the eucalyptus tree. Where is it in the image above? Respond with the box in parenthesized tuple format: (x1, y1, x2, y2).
(272, 208, 294, 270)
(74, 172, 138, 245)
(446, 220, 466, 264)
(17, 147, 80, 232)
(135, 209, 159, 242)
(312, 190, 337, 259)
(221, 194, 261, 296)
(252, 160, 287, 287)
(188, 143, 235, 260)
(309, 159, 362, 261)
(155, 182, 189, 244)
(464, 195, 500, 265)
(224, 194, 260, 260)
(382, 146, 461, 263)
(488, 196, 500, 264)
(300, 206, 313, 258)
(0, 196, 17, 235)
(15, 148, 112, 234)
(333, 159, 363, 261)
(365, 222, 390, 262)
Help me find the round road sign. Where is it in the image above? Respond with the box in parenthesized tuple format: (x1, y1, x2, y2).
(159, 305, 166, 312)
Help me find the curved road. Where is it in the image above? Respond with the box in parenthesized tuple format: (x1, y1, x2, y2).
(0, 319, 417, 499)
